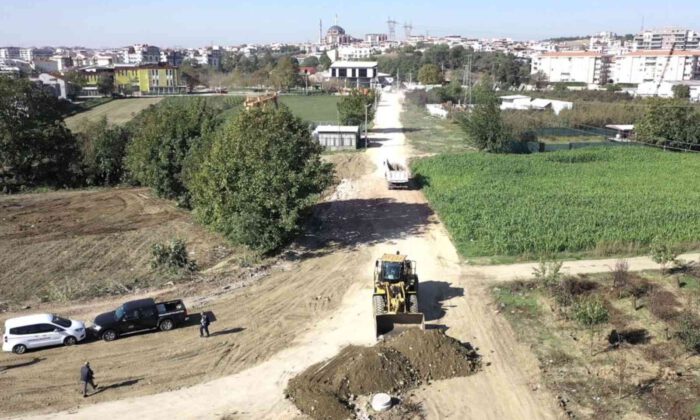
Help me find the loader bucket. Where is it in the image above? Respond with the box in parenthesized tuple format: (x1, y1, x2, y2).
(375, 313, 425, 340)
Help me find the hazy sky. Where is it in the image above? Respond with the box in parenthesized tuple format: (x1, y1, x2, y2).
(0, 0, 697, 47)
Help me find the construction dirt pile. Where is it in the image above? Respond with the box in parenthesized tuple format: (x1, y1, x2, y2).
(286, 329, 481, 420)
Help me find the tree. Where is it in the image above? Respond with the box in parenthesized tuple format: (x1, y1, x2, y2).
(672, 84, 691, 99)
(180, 59, 203, 93)
(530, 70, 548, 90)
(417, 64, 443, 85)
(97, 74, 114, 96)
(459, 81, 511, 153)
(0, 77, 80, 191)
(635, 98, 700, 146)
(319, 52, 332, 70)
(188, 106, 333, 252)
(269, 56, 299, 91)
(337, 90, 378, 126)
(63, 70, 86, 99)
(301, 56, 320, 68)
(650, 238, 678, 275)
(77, 117, 129, 186)
(124, 98, 220, 203)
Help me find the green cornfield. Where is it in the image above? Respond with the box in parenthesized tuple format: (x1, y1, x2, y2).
(412, 147, 700, 259)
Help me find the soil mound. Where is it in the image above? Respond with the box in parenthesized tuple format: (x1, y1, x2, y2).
(383, 328, 479, 381)
(286, 330, 480, 420)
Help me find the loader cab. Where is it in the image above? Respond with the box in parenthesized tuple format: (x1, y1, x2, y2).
(375, 254, 414, 284)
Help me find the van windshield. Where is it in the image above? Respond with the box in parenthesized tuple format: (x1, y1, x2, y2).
(115, 306, 125, 320)
(52, 315, 72, 328)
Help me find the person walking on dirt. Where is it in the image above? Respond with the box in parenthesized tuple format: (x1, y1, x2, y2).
(200, 312, 210, 338)
(80, 361, 98, 397)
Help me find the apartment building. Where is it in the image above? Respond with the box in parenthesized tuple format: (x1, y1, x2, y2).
(332, 46, 376, 61)
(531, 51, 611, 85)
(633, 28, 700, 51)
(122, 44, 161, 64)
(612, 50, 700, 84)
(0, 47, 33, 61)
(79, 63, 185, 96)
(365, 34, 388, 46)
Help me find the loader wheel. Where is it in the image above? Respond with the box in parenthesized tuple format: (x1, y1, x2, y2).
(408, 295, 419, 313)
(373, 295, 386, 315)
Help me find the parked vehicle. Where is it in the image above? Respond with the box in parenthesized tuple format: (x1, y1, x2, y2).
(90, 298, 187, 341)
(2, 313, 87, 354)
(384, 159, 410, 189)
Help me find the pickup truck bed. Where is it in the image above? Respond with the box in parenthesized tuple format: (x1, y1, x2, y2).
(384, 160, 410, 189)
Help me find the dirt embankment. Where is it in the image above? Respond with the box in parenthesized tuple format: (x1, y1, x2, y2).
(286, 329, 480, 420)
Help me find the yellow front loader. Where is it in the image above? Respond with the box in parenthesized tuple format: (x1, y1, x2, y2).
(373, 253, 425, 339)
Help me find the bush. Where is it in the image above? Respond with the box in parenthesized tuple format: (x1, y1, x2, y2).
(551, 276, 597, 307)
(532, 260, 563, 288)
(648, 290, 680, 321)
(151, 239, 197, 272)
(188, 106, 333, 252)
(676, 312, 700, 353)
(572, 296, 609, 327)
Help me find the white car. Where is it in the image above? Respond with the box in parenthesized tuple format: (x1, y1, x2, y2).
(2, 313, 87, 354)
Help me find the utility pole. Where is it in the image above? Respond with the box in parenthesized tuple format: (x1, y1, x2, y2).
(465, 55, 473, 107)
(364, 103, 370, 149)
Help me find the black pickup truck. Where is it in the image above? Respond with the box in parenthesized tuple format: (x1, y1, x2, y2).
(91, 298, 188, 341)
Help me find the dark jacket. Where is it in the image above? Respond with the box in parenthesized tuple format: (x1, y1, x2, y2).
(80, 365, 94, 382)
(200, 314, 210, 327)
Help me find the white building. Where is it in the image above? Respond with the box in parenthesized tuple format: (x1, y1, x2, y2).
(633, 28, 700, 51)
(365, 34, 388, 46)
(612, 50, 700, 84)
(332, 46, 376, 61)
(122, 44, 160, 64)
(31, 73, 69, 99)
(329, 61, 378, 88)
(313, 125, 360, 150)
(0, 47, 32, 61)
(500, 95, 573, 115)
(636, 80, 700, 101)
(531, 51, 611, 85)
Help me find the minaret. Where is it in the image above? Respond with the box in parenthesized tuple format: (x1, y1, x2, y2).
(319, 19, 323, 45)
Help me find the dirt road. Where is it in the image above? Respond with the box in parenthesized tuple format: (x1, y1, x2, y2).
(10, 92, 557, 419)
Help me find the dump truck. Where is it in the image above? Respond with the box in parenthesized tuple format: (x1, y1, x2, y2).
(373, 253, 425, 339)
(383, 160, 410, 190)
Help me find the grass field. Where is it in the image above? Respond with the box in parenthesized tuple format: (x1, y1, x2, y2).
(279, 95, 341, 123)
(412, 147, 700, 261)
(65, 97, 163, 131)
(401, 104, 472, 155)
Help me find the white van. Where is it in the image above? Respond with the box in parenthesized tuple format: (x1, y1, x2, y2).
(2, 313, 87, 354)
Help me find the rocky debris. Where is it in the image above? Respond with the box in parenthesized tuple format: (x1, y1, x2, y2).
(286, 330, 480, 420)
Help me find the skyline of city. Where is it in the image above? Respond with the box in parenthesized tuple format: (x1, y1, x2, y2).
(1, 0, 698, 47)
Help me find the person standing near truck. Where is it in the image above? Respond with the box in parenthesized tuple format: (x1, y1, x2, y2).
(80, 361, 98, 397)
(200, 312, 210, 338)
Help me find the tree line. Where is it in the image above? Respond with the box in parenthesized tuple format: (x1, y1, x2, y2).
(376, 44, 530, 88)
(0, 76, 346, 252)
